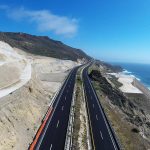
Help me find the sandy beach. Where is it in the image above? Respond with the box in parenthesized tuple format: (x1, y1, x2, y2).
(108, 72, 143, 93)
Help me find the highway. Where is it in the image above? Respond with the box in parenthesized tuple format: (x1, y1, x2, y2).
(82, 65, 120, 150)
(30, 66, 79, 150)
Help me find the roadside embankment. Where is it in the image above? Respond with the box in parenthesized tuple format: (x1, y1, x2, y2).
(0, 41, 31, 98)
(88, 63, 150, 150)
(0, 41, 80, 150)
(133, 78, 150, 98)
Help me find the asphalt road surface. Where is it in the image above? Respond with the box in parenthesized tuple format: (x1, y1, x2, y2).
(34, 66, 79, 150)
(82, 65, 120, 150)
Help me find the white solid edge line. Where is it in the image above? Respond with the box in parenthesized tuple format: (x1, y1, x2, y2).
(86, 70, 117, 150)
(64, 70, 77, 150)
(56, 120, 60, 128)
(81, 64, 92, 150)
(36, 68, 75, 150)
(96, 114, 98, 120)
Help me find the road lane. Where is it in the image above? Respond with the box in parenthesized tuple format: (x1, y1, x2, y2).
(30, 66, 79, 150)
(82, 65, 120, 150)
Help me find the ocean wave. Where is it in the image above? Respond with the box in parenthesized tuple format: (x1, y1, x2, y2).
(129, 75, 141, 81)
(136, 78, 141, 81)
(122, 70, 141, 81)
(123, 69, 132, 74)
(119, 63, 150, 90)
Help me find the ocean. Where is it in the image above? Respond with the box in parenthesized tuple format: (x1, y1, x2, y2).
(110, 62, 150, 89)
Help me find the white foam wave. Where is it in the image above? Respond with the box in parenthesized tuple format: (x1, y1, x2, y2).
(123, 69, 132, 74)
(122, 69, 141, 81)
(129, 74, 141, 81)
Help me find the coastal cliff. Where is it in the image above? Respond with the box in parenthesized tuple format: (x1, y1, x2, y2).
(133, 78, 150, 98)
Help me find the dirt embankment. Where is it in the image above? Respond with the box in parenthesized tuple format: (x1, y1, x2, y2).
(0, 72, 50, 150)
(0, 45, 79, 150)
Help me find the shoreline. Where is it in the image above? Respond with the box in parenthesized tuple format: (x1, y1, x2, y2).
(111, 62, 150, 90)
(108, 70, 147, 94)
(122, 69, 141, 81)
(108, 72, 142, 93)
(122, 69, 150, 91)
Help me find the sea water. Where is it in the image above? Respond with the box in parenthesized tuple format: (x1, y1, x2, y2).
(110, 62, 150, 90)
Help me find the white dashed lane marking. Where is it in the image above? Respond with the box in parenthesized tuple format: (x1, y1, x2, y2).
(56, 120, 60, 128)
(96, 114, 98, 120)
(50, 144, 53, 150)
(100, 131, 103, 140)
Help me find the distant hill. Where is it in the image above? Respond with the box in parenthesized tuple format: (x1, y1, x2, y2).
(0, 32, 91, 61)
(95, 60, 123, 72)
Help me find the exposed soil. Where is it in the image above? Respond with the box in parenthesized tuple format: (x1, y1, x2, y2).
(72, 69, 88, 150)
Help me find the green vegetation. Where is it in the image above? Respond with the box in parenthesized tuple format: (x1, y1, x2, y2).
(72, 68, 88, 150)
(131, 128, 140, 133)
(0, 32, 90, 61)
(89, 64, 149, 150)
(109, 76, 123, 88)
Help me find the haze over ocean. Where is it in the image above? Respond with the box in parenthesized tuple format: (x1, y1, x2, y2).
(111, 62, 150, 89)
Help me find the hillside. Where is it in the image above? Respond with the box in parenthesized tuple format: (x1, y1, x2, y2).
(0, 40, 80, 150)
(0, 32, 91, 61)
(95, 60, 123, 72)
(89, 63, 150, 149)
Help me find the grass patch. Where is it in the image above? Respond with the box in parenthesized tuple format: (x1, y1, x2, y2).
(109, 76, 123, 88)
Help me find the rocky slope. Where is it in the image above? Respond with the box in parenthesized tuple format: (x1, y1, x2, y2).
(95, 60, 123, 72)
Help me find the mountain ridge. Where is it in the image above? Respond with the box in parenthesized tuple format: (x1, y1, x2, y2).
(0, 32, 91, 61)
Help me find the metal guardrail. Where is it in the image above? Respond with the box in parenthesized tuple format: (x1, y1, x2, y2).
(64, 78, 76, 150)
(87, 73, 122, 150)
(28, 68, 75, 150)
(65, 65, 92, 150)
(81, 66, 93, 150)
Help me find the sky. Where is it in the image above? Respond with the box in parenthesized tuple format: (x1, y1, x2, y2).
(0, 0, 150, 64)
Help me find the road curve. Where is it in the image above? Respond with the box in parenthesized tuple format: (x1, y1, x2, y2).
(29, 66, 80, 150)
(82, 65, 121, 150)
